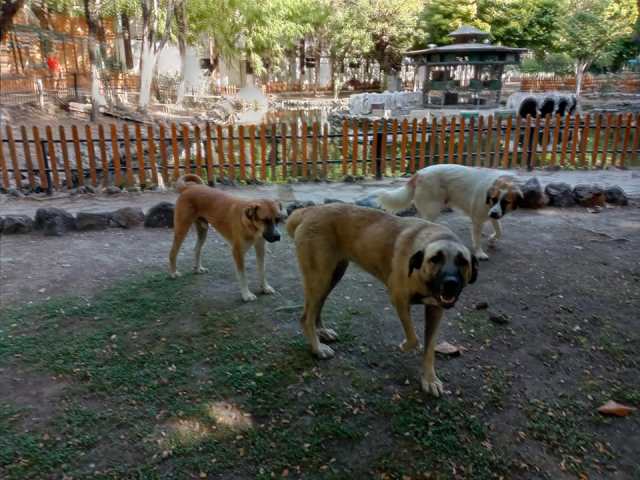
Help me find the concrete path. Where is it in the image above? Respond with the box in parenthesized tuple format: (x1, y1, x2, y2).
(1, 168, 638, 217)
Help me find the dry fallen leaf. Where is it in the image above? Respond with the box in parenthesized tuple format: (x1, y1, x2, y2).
(597, 400, 636, 417)
(435, 341, 461, 356)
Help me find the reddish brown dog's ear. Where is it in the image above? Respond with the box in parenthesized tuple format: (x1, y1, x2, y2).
(244, 204, 259, 220)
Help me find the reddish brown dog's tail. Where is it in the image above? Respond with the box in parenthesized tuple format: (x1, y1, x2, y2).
(286, 207, 311, 238)
(175, 174, 204, 193)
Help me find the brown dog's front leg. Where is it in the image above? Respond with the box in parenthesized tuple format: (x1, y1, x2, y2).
(391, 295, 421, 352)
(232, 243, 256, 302)
(421, 305, 444, 396)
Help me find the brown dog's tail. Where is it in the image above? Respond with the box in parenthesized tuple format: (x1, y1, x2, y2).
(286, 207, 311, 238)
(175, 174, 204, 193)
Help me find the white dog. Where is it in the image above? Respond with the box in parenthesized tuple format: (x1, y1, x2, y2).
(377, 165, 523, 260)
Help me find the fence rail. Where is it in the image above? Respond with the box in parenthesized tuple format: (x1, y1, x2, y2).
(1, 112, 638, 192)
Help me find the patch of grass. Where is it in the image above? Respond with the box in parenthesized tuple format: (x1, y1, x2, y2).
(525, 398, 615, 476)
(482, 367, 512, 409)
(457, 310, 505, 343)
(0, 273, 395, 478)
(373, 393, 512, 479)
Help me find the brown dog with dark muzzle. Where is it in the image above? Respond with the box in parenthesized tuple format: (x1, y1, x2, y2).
(169, 174, 286, 302)
(287, 203, 478, 396)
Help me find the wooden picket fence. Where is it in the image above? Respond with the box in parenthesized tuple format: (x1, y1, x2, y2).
(521, 76, 640, 94)
(1, 112, 638, 192)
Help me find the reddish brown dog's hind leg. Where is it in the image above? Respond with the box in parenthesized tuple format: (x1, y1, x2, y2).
(193, 219, 209, 274)
(314, 260, 349, 342)
(169, 218, 191, 278)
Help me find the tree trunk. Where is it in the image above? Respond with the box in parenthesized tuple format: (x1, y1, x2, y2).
(575, 60, 589, 99)
(313, 39, 321, 95)
(139, 42, 157, 110)
(83, 0, 106, 121)
(0, 0, 25, 43)
(175, 0, 188, 106)
(138, 0, 176, 111)
(121, 13, 134, 70)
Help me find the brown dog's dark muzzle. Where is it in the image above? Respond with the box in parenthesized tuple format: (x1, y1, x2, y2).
(432, 271, 463, 309)
(263, 223, 281, 243)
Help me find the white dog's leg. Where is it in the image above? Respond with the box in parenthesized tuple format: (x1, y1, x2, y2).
(471, 221, 489, 260)
(421, 305, 444, 396)
(416, 202, 442, 222)
(255, 238, 275, 294)
(488, 219, 502, 247)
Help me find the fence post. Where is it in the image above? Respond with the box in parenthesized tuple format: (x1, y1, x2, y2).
(375, 128, 383, 180)
(39, 138, 52, 195)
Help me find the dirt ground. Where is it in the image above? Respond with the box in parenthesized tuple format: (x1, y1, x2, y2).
(1, 198, 639, 479)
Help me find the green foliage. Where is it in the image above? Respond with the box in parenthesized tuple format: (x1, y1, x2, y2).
(479, 0, 563, 53)
(560, 0, 636, 67)
(417, 0, 488, 46)
(520, 52, 575, 74)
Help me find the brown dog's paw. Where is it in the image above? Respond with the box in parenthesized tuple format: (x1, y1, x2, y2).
(318, 328, 338, 342)
(193, 266, 209, 274)
(399, 338, 421, 352)
(421, 376, 444, 397)
(314, 343, 335, 359)
(169, 271, 182, 279)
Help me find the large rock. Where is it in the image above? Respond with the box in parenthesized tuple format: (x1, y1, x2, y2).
(604, 186, 628, 206)
(105, 186, 122, 195)
(397, 205, 418, 217)
(519, 177, 547, 209)
(286, 201, 315, 216)
(34, 208, 76, 232)
(573, 184, 605, 207)
(323, 198, 344, 204)
(110, 207, 145, 228)
(545, 182, 575, 207)
(43, 216, 66, 236)
(355, 194, 381, 209)
(76, 212, 111, 231)
(2, 215, 33, 234)
(144, 202, 175, 228)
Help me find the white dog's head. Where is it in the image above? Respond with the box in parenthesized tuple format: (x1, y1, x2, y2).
(486, 177, 523, 220)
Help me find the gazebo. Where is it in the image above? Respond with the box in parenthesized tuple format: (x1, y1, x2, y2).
(406, 26, 526, 109)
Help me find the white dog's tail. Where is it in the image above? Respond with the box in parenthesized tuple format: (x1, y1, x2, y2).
(377, 175, 418, 212)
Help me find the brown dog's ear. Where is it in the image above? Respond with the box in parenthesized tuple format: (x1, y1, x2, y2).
(470, 254, 479, 284)
(244, 204, 259, 221)
(408, 250, 425, 276)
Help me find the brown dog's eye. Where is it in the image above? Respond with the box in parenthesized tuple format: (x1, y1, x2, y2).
(429, 251, 444, 263)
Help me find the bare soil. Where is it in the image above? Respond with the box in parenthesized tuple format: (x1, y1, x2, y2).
(1, 201, 639, 479)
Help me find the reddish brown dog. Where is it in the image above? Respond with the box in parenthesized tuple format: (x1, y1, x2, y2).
(169, 174, 286, 301)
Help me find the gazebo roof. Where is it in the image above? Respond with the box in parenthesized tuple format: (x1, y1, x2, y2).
(406, 43, 527, 56)
(449, 25, 489, 39)
(405, 24, 527, 62)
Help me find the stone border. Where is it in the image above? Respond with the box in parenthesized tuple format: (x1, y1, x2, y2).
(0, 182, 630, 236)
